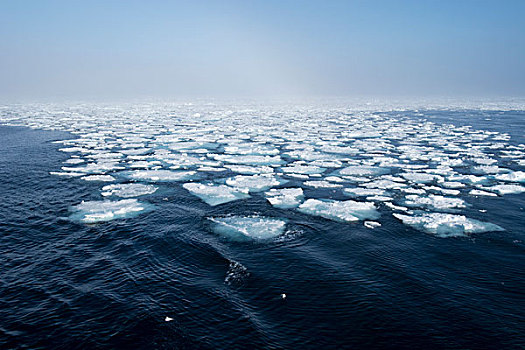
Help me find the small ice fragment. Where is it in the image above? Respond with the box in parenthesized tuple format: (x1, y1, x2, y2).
(364, 221, 381, 229)
(165, 317, 173, 322)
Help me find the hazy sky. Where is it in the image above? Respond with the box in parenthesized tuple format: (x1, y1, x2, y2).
(1, 0, 524, 99)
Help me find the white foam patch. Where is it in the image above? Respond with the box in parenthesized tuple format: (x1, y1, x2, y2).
(209, 216, 287, 241)
(298, 199, 379, 222)
(71, 199, 152, 223)
(183, 183, 250, 206)
(101, 183, 158, 198)
(127, 170, 197, 182)
(265, 188, 304, 208)
(393, 213, 504, 237)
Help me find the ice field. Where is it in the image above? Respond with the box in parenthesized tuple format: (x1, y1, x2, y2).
(2, 101, 524, 238)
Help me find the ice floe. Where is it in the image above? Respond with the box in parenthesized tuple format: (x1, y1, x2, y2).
(70, 199, 152, 223)
(265, 188, 304, 208)
(209, 216, 287, 241)
(101, 183, 158, 198)
(393, 213, 504, 237)
(298, 199, 379, 222)
(183, 183, 250, 206)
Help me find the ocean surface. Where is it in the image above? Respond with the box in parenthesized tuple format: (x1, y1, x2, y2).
(0, 102, 524, 349)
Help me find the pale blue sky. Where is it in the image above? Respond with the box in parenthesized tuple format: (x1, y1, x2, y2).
(1, 0, 524, 99)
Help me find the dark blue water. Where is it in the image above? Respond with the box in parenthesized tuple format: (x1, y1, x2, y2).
(0, 110, 524, 349)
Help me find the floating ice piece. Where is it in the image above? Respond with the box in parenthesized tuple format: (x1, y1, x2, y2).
(70, 199, 152, 223)
(366, 195, 393, 202)
(404, 194, 467, 211)
(211, 154, 283, 166)
(265, 188, 304, 208)
(364, 221, 381, 229)
(101, 183, 158, 198)
(393, 213, 504, 237)
(165, 317, 173, 322)
(50, 171, 85, 177)
(483, 184, 525, 195)
(494, 171, 525, 183)
(64, 158, 85, 164)
(339, 166, 389, 176)
(183, 183, 250, 206)
(225, 174, 286, 192)
(469, 189, 498, 197)
(209, 216, 287, 241)
(343, 188, 386, 197)
(303, 180, 343, 188)
(281, 165, 326, 175)
(127, 170, 197, 182)
(81, 175, 115, 182)
(223, 164, 274, 175)
(401, 172, 442, 184)
(298, 199, 379, 222)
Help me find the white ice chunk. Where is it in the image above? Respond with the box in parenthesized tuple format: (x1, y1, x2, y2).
(303, 180, 343, 188)
(483, 184, 525, 195)
(298, 199, 379, 222)
(340, 166, 389, 176)
(71, 199, 151, 223)
(364, 221, 381, 229)
(469, 189, 498, 197)
(209, 216, 287, 241)
(404, 194, 467, 211)
(225, 174, 286, 192)
(343, 187, 386, 197)
(265, 188, 304, 208)
(128, 170, 197, 182)
(101, 183, 158, 198)
(494, 171, 525, 183)
(393, 213, 504, 237)
(183, 183, 250, 206)
(81, 175, 115, 182)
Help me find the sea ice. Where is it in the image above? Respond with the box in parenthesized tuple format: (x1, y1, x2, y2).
(225, 174, 286, 192)
(209, 216, 287, 241)
(127, 169, 197, 182)
(393, 213, 504, 237)
(70, 199, 152, 223)
(404, 194, 467, 211)
(101, 183, 158, 198)
(265, 188, 304, 208)
(183, 183, 250, 206)
(298, 199, 379, 222)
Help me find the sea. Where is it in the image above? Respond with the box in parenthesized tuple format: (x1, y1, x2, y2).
(0, 100, 524, 349)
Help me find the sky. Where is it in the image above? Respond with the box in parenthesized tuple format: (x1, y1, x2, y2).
(1, 0, 524, 100)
